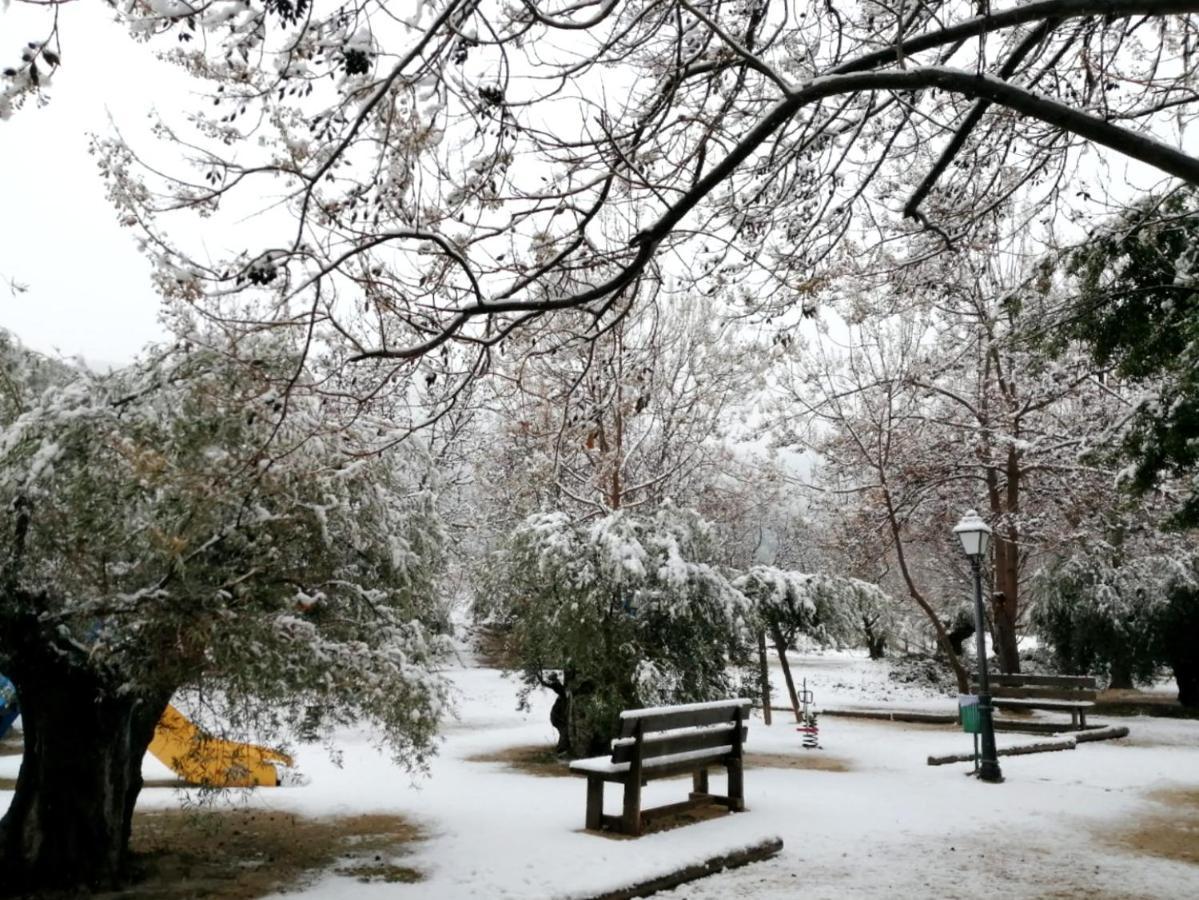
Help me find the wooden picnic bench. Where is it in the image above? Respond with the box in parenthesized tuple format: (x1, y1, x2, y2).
(972, 673, 1097, 729)
(568, 698, 750, 836)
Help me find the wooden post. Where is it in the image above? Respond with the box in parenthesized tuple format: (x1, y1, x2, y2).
(585, 776, 603, 831)
(622, 721, 643, 835)
(727, 706, 745, 812)
(691, 767, 709, 797)
(757, 631, 772, 726)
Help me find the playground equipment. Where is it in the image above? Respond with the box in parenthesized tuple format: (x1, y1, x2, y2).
(148, 705, 294, 788)
(0, 675, 18, 741)
(0, 673, 292, 787)
(796, 678, 821, 750)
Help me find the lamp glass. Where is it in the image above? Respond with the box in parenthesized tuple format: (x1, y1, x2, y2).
(953, 510, 992, 559)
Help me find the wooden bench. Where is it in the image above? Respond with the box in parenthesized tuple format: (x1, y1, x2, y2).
(568, 698, 750, 836)
(972, 673, 1097, 729)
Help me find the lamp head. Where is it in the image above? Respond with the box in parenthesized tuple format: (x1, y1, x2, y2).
(953, 509, 992, 559)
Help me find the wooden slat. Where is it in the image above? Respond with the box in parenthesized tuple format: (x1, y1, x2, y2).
(992, 698, 1094, 710)
(619, 700, 750, 736)
(611, 726, 747, 764)
(640, 754, 732, 782)
(971, 673, 1096, 689)
(984, 686, 1097, 702)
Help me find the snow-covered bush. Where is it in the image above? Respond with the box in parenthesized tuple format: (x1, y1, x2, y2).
(1032, 546, 1199, 703)
(733, 564, 896, 710)
(0, 330, 451, 890)
(482, 506, 748, 757)
(734, 566, 895, 657)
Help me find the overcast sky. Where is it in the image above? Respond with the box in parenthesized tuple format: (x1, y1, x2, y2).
(3, 3, 1194, 368)
(0, 4, 179, 365)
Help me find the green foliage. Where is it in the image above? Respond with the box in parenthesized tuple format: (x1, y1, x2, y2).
(1032, 546, 1199, 703)
(0, 330, 451, 766)
(482, 507, 748, 757)
(1066, 188, 1199, 525)
(734, 565, 894, 654)
(1031, 548, 1163, 685)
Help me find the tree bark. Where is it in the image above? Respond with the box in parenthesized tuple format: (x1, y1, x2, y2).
(768, 626, 803, 723)
(948, 619, 975, 657)
(1108, 660, 1134, 691)
(756, 631, 773, 725)
(0, 658, 169, 895)
(866, 635, 887, 660)
(1175, 662, 1198, 708)
(990, 589, 1022, 674)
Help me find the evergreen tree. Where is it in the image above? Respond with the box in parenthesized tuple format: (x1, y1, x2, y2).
(1065, 187, 1199, 525)
(1032, 546, 1199, 705)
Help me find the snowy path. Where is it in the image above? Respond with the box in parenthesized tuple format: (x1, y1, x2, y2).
(3, 652, 1194, 898)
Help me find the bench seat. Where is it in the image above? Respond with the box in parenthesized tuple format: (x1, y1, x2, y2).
(569, 744, 735, 777)
(991, 698, 1095, 711)
(571, 698, 750, 836)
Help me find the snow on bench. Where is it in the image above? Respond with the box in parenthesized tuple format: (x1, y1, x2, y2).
(569, 699, 751, 836)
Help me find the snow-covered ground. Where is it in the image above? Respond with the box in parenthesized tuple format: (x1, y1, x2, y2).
(2, 651, 1196, 899)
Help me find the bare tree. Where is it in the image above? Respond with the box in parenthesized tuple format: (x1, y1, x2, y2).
(3, 0, 1186, 405)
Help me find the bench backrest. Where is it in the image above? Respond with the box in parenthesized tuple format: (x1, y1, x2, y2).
(611, 698, 750, 765)
(970, 673, 1097, 701)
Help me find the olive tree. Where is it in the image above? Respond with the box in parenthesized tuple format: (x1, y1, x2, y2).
(0, 329, 450, 894)
(481, 506, 747, 757)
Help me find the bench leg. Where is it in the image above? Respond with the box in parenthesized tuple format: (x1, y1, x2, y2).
(622, 777, 642, 835)
(1079, 709, 1087, 729)
(727, 758, 745, 812)
(585, 776, 604, 831)
(692, 767, 709, 796)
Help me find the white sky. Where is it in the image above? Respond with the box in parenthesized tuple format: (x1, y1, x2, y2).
(1, 3, 1195, 367)
(0, 4, 178, 365)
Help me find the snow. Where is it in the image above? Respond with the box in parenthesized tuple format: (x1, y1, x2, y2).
(619, 697, 751, 719)
(569, 745, 736, 776)
(1, 651, 1198, 898)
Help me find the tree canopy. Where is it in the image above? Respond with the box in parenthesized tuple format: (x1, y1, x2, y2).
(481, 506, 748, 756)
(1063, 187, 1199, 526)
(0, 329, 451, 891)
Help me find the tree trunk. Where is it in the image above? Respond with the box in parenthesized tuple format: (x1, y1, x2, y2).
(1108, 660, 1134, 691)
(948, 619, 975, 657)
(0, 660, 169, 895)
(756, 631, 772, 725)
(990, 589, 1021, 674)
(547, 677, 571, 754)
(769, 626, 802, 723)
(862, 616, 887, 659)
(1171, 658, 1198, 708)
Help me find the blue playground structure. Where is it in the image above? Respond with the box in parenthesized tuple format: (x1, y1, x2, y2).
(0, 675, 19, 740)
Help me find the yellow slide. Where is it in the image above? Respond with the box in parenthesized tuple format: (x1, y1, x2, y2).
(148, 705, 294, 788)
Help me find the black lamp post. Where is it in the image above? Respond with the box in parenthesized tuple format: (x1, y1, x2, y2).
(953, 510, 1003, 784)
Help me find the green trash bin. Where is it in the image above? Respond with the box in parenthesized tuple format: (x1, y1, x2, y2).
(959, 694, 981, 734)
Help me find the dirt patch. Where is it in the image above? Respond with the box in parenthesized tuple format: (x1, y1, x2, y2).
(86, 808, 425, 899)
(467, 744, 570, 778)
(0, 733, 22, 756)
(1103, 788, 1199, 866)
(585, 802, 733, 840)
(745, 751, 850, 772)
